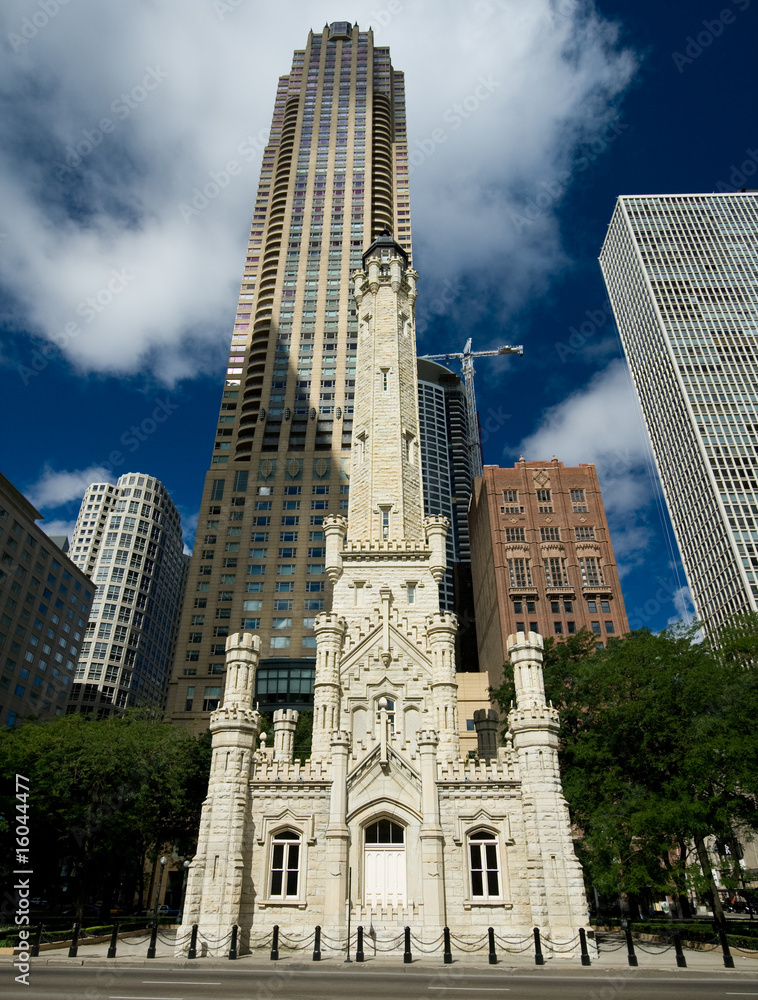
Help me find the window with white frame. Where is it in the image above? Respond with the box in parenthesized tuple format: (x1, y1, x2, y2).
(468, 829, 501, 899)
(269, 829, 301, 899)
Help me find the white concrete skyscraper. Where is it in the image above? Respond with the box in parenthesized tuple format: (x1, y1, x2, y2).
(600, 192, 758, 631)
(68, 473, 187, 716)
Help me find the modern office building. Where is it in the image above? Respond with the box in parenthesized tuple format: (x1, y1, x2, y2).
(167, 21, 415, 726)
(600, 192, 758, 632)
(469, 459, 629, 690)
(0, 471, 93, 727)
(417, 358, 479, 671)
(67, 473, 187, 717)
(417, 359, 475, 609)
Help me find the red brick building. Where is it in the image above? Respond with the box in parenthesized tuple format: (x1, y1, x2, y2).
(469, 459, 629, 689)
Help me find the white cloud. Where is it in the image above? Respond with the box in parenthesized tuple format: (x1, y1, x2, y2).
(0, 0, 638, 380)
(179, 507, 199, 556)
(27, 464, 115, 510)
(669, 585, 696, 628)
(40, 518, 78, 543)
(514, 360, 662, 571)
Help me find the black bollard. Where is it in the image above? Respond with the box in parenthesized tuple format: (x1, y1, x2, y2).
(533, 927, 545, 966)
(68, 921, 81, 959)
(403, 925, 412, 964)
(356, 925, 364, 963)
(579, 927, 591, 966)
(146, 920, 159, 959)
(188, 923, 198, 959)
(624, 923, 638, 967)
(443, 926, 452, 965)
(271, 924, 279, 961)
(672, 930, 687, 969)
(229, 924, 238, 960)
(107, 921, 119, 959)
(313, 925, 321, 962)
(488, 927, 497, 965)
(31, 922, 43, 958)
(717, 922, 735, 969)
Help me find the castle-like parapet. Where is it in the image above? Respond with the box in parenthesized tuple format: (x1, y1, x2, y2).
(323, 515, 347, 583)
(273, 709, 299, 762)
(424, 515, 449, 582)
(436, 755, 518, 783)
(507, 630, 547, 711)
(210, 631, 261, 734)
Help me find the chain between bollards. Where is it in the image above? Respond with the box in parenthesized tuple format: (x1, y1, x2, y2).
(68, 921, 80, 959)
(443, 926, 452, 964)
(579, 926, 591, 966)
(533, 927, 544, 966)
(107, 921, 119, 959)
(672, 930, 687, 968)
(146, 920, 159, 959)
(403, 925, 412, 964)
(313, 924, 321, 962)
(188, 923, 198, 959)
(356, 924, 364, 963)
(270, 924, 279, 961)
(228, 923, 238, 960)
(488, 926, 497, 965)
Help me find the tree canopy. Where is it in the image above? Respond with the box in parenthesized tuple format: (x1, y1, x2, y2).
(491, 618, 758, 918)
(0, 710, 211, 916)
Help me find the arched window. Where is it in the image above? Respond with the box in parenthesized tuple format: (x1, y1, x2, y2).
(375, 696, 395, 732)
(468, 829, 501, 899)
(365, 819, 404, 843)
(270, 829, 301, 898)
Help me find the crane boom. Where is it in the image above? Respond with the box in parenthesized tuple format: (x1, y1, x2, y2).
(419, 340, 523, 477)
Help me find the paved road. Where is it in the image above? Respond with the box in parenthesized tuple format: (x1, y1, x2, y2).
(9, 964, 758, 1000)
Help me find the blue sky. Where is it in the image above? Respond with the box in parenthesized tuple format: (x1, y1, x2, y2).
(1, 0, 755, 631)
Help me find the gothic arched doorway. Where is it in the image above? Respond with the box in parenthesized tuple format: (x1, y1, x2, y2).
(363, 819, 406, 907)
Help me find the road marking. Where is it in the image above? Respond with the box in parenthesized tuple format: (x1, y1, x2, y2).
(428, 990, 510, 993)
(110, 996, 184, 999)
(143, 984, 222, 987)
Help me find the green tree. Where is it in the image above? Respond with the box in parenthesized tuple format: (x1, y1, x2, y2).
(0, 712, 211, 918)
(492, 622, 758, 923)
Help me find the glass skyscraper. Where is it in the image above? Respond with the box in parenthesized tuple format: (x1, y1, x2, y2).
(600, 192, 758, 632)
(168, 23, 412, 724)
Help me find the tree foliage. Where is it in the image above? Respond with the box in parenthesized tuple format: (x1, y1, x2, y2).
(491, 619, 758, 914)
(0, 711, 211, 916)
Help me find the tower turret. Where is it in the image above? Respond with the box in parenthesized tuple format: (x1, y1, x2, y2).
(348, 230, 422, 542)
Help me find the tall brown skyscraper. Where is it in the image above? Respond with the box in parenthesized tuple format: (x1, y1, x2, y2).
(469, 459, 629, 690)
(167, 23, 412, 725)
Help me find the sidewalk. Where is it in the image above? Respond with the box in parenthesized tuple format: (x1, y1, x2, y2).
(12, 928, 758, 973)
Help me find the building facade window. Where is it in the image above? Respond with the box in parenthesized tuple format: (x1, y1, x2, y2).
(468, 829, 501, 900)
(579, 557, 604, 587)
(507, 558, 532, 588)
(269, 829, 301, 898)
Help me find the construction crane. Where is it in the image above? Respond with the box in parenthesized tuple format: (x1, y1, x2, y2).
(420, 338, 523, 478)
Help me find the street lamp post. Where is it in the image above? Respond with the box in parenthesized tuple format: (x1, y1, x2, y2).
(153, 856, 168, 916)
(179, 860, 191, 921)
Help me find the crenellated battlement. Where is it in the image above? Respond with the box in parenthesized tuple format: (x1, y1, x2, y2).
(342, 538, 431, 556)
(252, 756, 332, 783)
(436, 755, 518, 783)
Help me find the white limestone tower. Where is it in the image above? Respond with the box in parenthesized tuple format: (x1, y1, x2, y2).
(176, 632, 261, 955)
(507, 630, 588, 946)
(313, 232, 459, 764)
(311, 232, 459, 936)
